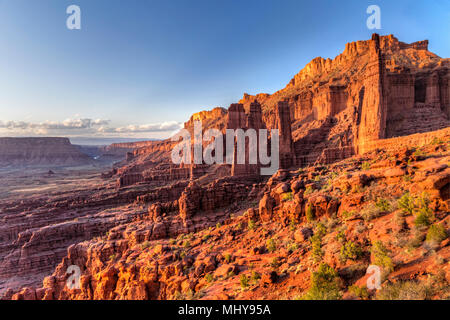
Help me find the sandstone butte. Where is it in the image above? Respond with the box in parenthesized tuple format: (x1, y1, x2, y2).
(0, 137, 93, 167)
(1, 34, 449, 300)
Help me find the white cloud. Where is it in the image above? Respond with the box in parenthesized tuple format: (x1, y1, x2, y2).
(0, 118, 182, 138)
(106, 121, 182, 133)
(0, 118, 109, 130)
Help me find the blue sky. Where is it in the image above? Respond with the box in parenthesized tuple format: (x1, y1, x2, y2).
(0, 0, 449, 141)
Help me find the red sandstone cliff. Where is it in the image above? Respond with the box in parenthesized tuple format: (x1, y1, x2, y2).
(115, 34, 450, 185)
(2, 34, 450, 301)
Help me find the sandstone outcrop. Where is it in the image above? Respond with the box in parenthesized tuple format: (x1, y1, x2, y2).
(2, 34, 450, 301)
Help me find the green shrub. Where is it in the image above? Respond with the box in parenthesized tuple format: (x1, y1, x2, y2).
(414, 193, 434, 228)
(426, 224, 447, 243)
(306, 205, 315, 223)
(415, 211, 433, 228)
(361, 161, 371, 170)
(302, 263, 341, 300)
(348, 285, 369, 300)
(304, 186, 314, 195)
(340, 241, 363, 261)
(224, 253, 232, 263)
(336, 230, 346, 243)
(341, 210, 355, 220)
(287, 242, 299, 254)
(371, 241, 394, 272)
(205, 273, 214, 283)
(183, 240, 191, 248)
(376, 198, 391, 212)
(281, 192, 294, 202)
(398, 192, 415, 215)
(248, 219, 256, 231)
(310, 234, 323, 262)
(289, 217, 297, 231)
(251, 271, 261, 282)
(266, 238, 277, 253)
(315, 222, 327, 238)
(240, 274, 249, 289)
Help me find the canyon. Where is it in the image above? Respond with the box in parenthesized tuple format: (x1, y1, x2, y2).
(1, 34, 449, 300)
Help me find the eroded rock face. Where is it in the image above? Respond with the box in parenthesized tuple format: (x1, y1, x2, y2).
(113, 34, 449, 185)
(0, 138, 92, 167)
(2, 34, 450, 301)
(10, 133, 450, 301)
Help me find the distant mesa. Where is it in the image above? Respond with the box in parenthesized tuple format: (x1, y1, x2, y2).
(0, 137, 93, 168)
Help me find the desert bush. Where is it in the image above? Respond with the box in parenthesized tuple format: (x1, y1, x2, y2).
(240, 274, 249, 289)
(361, 203, 382, 221)
(289, 217, 297, 231)
(340, 241, 363, 261)
(306, 205, 315, 222)
(371, 241, 394, 272)
(248, 219, 256, 231)
(361, 161, 371, 170)
(310, 234, 323, 262)
(426, 224, 447, 244)
(266, 238, 277, 253)
(398, 192, 415, 215)
(251, 271, 261, 282)
(224, 253, 232, 263)
(348, 285, 369, 300)
(205, 273, 214, 283)
(414, 193, 434, 228)
(281, 192, 294, 202)
(302, 263, 341, 300)
(287, 242, 299, 254)
(183, 240, 191, 248)
(304, 186, 314, 195)
(376, 198, 391, 212)
(315, 222, 327, 238)
(341, 210, 355, 220)
(335, 230, 346, 243)
(376, 280, 432, 300)
(414, 211, 433, 228)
